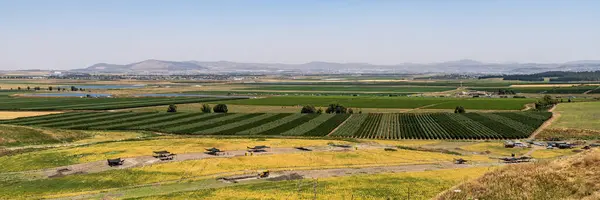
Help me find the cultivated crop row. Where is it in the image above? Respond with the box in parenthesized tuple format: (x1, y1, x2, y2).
(237, 114, 305, 135)
(3, 111, 550, 139)
(304, 114, 351, 136)
(354, 114, 383, 139)
(331, 112, 551, 139)
(197, 113, 278, 135)
(214, 113, 293, 135)
(281, 114, 335, 136)
(329, 114, 367, 137)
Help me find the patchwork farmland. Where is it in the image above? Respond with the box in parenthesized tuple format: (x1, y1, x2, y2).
(0, 96, 244, 111)
(2, 111, 551, 139)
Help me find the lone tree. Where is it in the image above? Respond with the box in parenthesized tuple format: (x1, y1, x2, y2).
(167, 104, 177, 113)
(454, 106, 466, 113)
(48, 86, 53, 91)
(213, 104, 228, 113)
(316, 108, 323, 114)
(70, 86, 78, 91)
(201, 104, 212, 113)
(326, 103, 347, 114)
(301, 105, 317, 113)
(348, 108, 354, 114)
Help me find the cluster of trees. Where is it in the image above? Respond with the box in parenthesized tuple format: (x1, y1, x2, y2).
(167, 104, 229, 113)
(300, 105, 322, 114)
(300, 104, 356, 114)
(9, 85, 87, 92)
(534, 95, 559, 110)
(454, 106, 466, 113)
(497, 89, 516, 95)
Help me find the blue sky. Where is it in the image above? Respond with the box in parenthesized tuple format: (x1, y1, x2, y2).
(1, 0, 599, 70)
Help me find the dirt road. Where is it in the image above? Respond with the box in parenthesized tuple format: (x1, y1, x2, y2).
(528, 105, 559, 139)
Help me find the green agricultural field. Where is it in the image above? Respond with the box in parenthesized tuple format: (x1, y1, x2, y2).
(0, 125, 89, 147)
(239, 80, 525, 87)
(181, 90, 416, 97)
(3, 111, 550, 140)
(0, 96, 244, 111)
(239, 85, 456, 93)
(212, 96, 536, 110)
(550, 102, 600, 130)
(469, 86, 598, 94)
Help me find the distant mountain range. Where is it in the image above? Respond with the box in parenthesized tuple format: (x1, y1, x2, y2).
(70, 59, 600, 75)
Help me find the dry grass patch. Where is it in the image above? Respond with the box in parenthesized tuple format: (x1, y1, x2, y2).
(537, 128, 600, 140)
(0, 111, 62, 120)
(436, 148, 600, 200)
(460, 142, 530, 156)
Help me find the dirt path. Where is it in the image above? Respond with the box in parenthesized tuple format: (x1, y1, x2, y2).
(528, 105, 559, 139)
(523, 145, 544, 157)
(521, 103, 534, 111)
(405, 102, 444, 113)
(583, 86, 600, 94)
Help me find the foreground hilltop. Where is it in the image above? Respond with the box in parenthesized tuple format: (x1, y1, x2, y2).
(437, 148, 600, 200)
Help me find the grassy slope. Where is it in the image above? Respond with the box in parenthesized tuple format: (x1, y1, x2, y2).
(436, 149, 600, 200)
(0, 125, 90, 147)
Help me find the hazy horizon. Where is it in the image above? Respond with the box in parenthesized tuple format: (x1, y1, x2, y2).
(2, 0, 600, 70)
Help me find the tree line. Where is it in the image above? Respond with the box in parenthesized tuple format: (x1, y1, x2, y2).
(2, 86, 88, 92)
(167, 104, 228, 113)
(300, 104, 358, 114)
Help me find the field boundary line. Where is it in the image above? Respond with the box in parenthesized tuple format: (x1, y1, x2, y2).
(405, 102, 445, 113)
(327, 114, 353, 136)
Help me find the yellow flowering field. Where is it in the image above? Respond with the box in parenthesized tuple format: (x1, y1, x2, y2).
(137, 149, 491, 178)
(461, 142, 530, 156)
(0, 137, 354, 171)
(530, 149, 577, 159)
(134, 167, 493, 200)
(1, 149, 493, 199)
